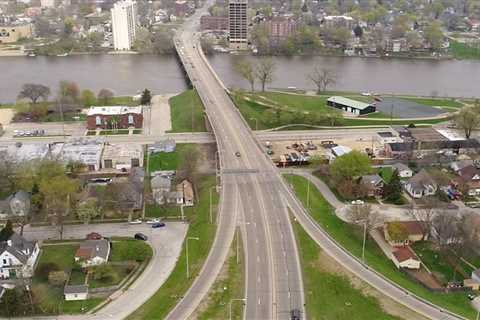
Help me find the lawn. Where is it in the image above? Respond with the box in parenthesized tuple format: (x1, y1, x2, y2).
(450, 40, 480, 60)
(292, 219, 401, 320)
(283, 174, 478, 319)
(91, 96, 140, 107)
(110, 239, 152, 262)
(145, 203, 184, 218)
(168, 89, 207, 132)
(37, 244, 77, 272)
(99, 129, 130, 135)
(147, 143, 197, 173)
(89, 264, 134, 288)
(127, 175, 219, 319)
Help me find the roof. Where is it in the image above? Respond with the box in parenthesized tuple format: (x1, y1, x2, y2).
(87, 106, 142, 116)
(0, 233, 36, 264)
(58, 139, 104, 167)
(360, 174, 383, 187)
(86, 232, 102, 240)
(377, 131, 394, 138)
(458, 165, 480, 181)
(64, 285, 88, 295)
(177, 180, 194, 200)
(392, 163, 411, 172)
(151, 175, 171, 189)
(407, 169, 436, 190)
(327, 96, 372, 110)
(102, 143, 143, 162)
(472, 268, 480, 279)
(75, 239, 109, 261)
(408, 127, 447, 142)
(392, 246, 419, 263)
(387, 221, 423, 236)
(451, 160, 473, 171)
(12, 190, 30, 203)
(331, 145, 352, 157)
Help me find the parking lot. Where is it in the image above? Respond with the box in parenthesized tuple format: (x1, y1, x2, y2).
(375, 97, 445, 119)
(1, 121, 85, 139)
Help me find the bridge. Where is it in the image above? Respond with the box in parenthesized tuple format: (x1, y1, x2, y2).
(166, 2, 466, 320)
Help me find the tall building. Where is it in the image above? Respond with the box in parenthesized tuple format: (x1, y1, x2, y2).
(111, 0, 138, 51)
(228, 0, 247, 50)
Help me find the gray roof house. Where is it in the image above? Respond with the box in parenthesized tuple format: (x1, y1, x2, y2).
(405, 170, 438, 199)
(391, 163, 413, 178)
(0, 191, 31, 219)
(149, 139, 176, 154)
(74, 239, 110, 267)
(151, 176, 172, 205)
(64, 284, 88, 301)
(360, 174, 384, 197)
(0, 233, 40, 279)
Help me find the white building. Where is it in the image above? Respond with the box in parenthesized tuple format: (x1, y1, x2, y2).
(0, 233, 40, 279)
(64, 285, 88, 301)
(111, 0, 138, 50)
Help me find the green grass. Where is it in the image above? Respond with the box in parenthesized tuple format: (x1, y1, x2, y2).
(68, 269, 87, 285)
(127, 175, 219, 319)
(401, 97, 463, 109)
(91, 96, 140, 107)
(145, 203, 183, 218)
(148, 143, 197, 172)
(110, 239, 152, 262)
(99, 129, 130, 135)
(37, 244, 77, 271)
(284, 174, 477, 319)
(450, 40, 480, 60)
(61, 298, 104, 314)
(89, 264, 133, 288)
(197, 235, 244, 320)
(257, 91, 329, 113)
(292, 219, 401, 320)
(168, 89, 207, 132)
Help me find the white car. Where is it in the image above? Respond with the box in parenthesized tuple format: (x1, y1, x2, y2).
(361, 92, 371, 96)
(351, 200, 365, 205)
(146, 218, 162, 224)
(129, 219, 143, 224)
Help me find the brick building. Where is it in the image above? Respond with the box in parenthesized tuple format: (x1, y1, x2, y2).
(86, 106, 143, 130)
(265, 16, 298, 40)
(200, 15, 228, 31)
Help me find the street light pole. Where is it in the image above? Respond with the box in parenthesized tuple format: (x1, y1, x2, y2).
(186, 236, 199, 278)
(209, 186, 216, 224)
(306, 180, 310, 209)
(362, 220, 367, 263)
(229, 298, 246, 320)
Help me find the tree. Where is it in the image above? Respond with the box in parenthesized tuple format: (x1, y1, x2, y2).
(455, 106, 480, 138)
(200, 37, 215, 55)
(383, 169, 402, 203)
(0, 220, 14, 241)
(347, 204, 383, 239)
(353, 25, 363, 38)
(77, 198, 100, 224)
(140, 89, 152, 105)
(63, 17, 75, 36)
(432, 210, 461, 251)
(59, 80, 80, 102)
(152, 29, 175, 54)
(92, 264, 118, 282)
(18, 84, 50, 104)
(408, 199, 436, 240)
(424, 21, 444, 50)
(98, 88, 114, 105)
(134, 27, 153, 53)
(178, 146, 200, 197)
(307, 66, 337, 94)
(386, 221, 410, 244)
(235, 60, 256, 92)
(330, 151, 372, 182)
(255, 58, 275, 92)
(81, 89, 96, 107)
(391, 15, 410, 39)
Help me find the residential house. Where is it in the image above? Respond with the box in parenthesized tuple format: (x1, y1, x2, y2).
(391, 163, 413, 178)
(166, 191, 184, 205)
(384, 221, 425, 246)
(151, 175, 172, 205)
(450, 160, 474, 173)
(0, 191, 31, 219)
(405, 170, 437, 198)
(74, 239, 110, 267)
(453, 165, 480, 196)
(86, 106, 143, 130)
(64, 285, 88, 301)
(391, 246, 421, 269)
(115, 168, 144, 211)
(177, 180, 194, 206)
(360, 174, 384, 197)
(149, 139, 176, 154)
(0, 233, 40, 279)
(102, 143, 144, 170)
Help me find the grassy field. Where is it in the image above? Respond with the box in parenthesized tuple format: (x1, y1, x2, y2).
(292, 219, 402, 320)
(450, 40, 480, 60)
(110, 239, 152, 262)
(197, 234, 244, 320)
(147, 143, 196, 172)
(89, 264, 133, 288)
(168, 89, 207, 132)
(127, 175, 219, 319)
(283, 174, 477, 319)
(37, 244, 77, 271)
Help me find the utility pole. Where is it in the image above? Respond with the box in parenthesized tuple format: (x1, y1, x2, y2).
(362, 220, 367, 263)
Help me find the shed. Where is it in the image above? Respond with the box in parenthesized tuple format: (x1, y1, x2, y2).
(327, 96, 376, 115)
(64, 285, 88, 301)
(392, 246, 420, 269)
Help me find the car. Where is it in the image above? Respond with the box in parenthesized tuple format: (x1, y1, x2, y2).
(129, 219, 142, 224)
(290, 309, 301, 320)
(152, 222, 166, 228)
(88, 178, 112, 185)
(468, 293, 476, 300)
(134, 233, 148, 241)
(146, 218, 162, 224)
(351, 200, 365, 205)
(235, 151, 241, 157)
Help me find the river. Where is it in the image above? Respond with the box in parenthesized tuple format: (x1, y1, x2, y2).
(1, 54, 479, 103)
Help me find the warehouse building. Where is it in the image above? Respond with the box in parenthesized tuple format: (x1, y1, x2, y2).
(327, 96, 376, 115)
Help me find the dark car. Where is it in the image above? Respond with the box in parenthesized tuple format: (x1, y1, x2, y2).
(290, 309, 301, 320)
(235, 151, 241, 157)
(134, 233, 148, 241)
(152, 222, 166, 228)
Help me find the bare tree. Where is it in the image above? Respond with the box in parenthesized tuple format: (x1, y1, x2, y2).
(17, 84, 50, 104)
(255, 58, 275, 92)
(455, 106, 480, 139)
(432, 210, 461, 252)
(347, 203, 383, 239)
(407, 200, 436, 240)
(456, 212, 480, 258)
(98, 88, 114, 105)
(235, 60, 256, 92)
(307, 66, 337, 94)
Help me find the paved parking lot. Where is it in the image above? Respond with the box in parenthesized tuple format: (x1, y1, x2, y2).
(1, 121, 85, 139)
(375, 97, 445, 119)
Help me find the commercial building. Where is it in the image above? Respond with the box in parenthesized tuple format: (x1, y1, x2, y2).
(101, 143, 144, 170)
(322, 15, 354, 29)
(57, 138, 104, 171)
(327, 96, 376, 115)
(111, 0, 137, 50)
(200, 15, 229, 31)
(86, 106, 143, 130)
(265, 16, 297, 40)
(228, 0, 248, 50)
(40, 0, 55, 7)
(0, 24, 33, 44)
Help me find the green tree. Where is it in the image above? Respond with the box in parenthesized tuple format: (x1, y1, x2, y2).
(59, 80, 80, 102)
(455, 106, 480, 138)
(0, 220, 14, 241)
(330, 151, 372, 182)
(424, 21, 444, 50)
(140, 89, 152, 105)
(63, 17, 75, 36)
(77, 198, 100, 224)
(92, 264, 118, 282)
(152, 29, 175, 54)
(81, 89, 96, 107)
(134, 27, 153, 53)
(387, 222, 410, 243)
(255, 58, 276, 92)
(383, 169, 402, 203)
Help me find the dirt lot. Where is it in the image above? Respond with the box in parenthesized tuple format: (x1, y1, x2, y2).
(0, 108, 14, 126)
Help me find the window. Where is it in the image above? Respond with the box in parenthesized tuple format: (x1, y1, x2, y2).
(2, 259, 6, 265)
(95, 116, 101, 125)
(104, 160, 113, 169)
(128, 114, 134, 125)
(131, 158, 139, 167)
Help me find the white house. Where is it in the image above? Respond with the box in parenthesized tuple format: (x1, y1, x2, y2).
(391, 163, 413, 178)
(64, 285, 88, 301)
(405, 169, 437, 198)
(392, 247, 420, 269)
(0, 233, 40, 279)
(74, 239, 110, 267)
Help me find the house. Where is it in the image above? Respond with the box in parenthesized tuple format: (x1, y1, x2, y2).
(102, 143, 144, 170)
(177, 180, 194, 206)
(360, 174, 384, 197)
(149, 139, 176, 154)
(86, 106, 143, 130)
(450, 160, 474, 173)
(0, 233, 40, 279)
(0, 191, 31, 219)
(74, 239, 110, 267)
(454, 165, 480, 196)
(64, 285, 88, 301)
(384, 221, 425, 246)
(391, 163, 413, 178)
(151, 175, 172, 205)
(327, 96, 376, 115)
(392, 246, 421, 269)
(166, 191, 184, 205)
(86, 232, 102, 240)
(405, 170, 437, 198)
(115, 168, 144, 211)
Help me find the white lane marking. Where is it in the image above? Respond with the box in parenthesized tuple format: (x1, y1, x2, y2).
(257, 256, 260, 263)
(255, 238, 259, 244)
(257, 276, 261, 283)
(258, 298, 261, 305)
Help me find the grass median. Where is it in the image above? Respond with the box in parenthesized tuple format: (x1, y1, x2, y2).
(284, 174, 477, 319)
(127, 175, 219, 319)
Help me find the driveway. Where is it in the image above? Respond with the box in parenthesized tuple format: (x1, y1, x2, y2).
(19, 222, 188, 320)
(144, 94, 175, 136)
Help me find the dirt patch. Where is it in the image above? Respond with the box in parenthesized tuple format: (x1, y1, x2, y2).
(315, 250, 429, 320)
(0, 108, 14, 126)
(197, 143, 217, 174)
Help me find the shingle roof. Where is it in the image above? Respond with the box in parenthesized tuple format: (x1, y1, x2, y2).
(407, 169, 436, 191)
(0, 233, 36, 264)
(64, 285, 88, 294)
(75, 239, 109, 261)
(392, 163, 411, 172)
(328, 96, 372, 110)
(393, 246, 418, 263)
(151, 176, 171, 190)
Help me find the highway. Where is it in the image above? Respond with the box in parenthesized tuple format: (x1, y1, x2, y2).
(165, 1, 305, 319)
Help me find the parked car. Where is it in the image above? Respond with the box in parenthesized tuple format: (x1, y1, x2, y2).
(235, 151, 241, 157)
(146, 218, 162, 224)
(290, 309, 301, 320)
(129, 219, 142, 224)
(351, 200, 365, 205)
(152, 222, 166, 228)
(88, 178, 112, 185)
(134, 233, 148, 241)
